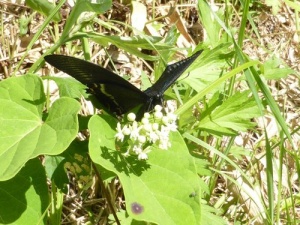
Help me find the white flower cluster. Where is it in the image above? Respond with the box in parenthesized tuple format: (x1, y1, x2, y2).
(115, 105, 178, 160)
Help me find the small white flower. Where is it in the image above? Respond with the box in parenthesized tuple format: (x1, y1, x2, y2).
(152, 123, 159, 131)
(159, 139, 171, 150)
(138, 135, 146, 144)
(115, 123, 124, 141)
(162, 116, 169, 125)
(167, 113, 177, 121)
(167, 121, 177, 131)
(148, 130, 159, 143)
(142, 123, 152, 132)
(156, 125, 171, 149)
(138, 151, 148, 160)
(154, 105, 163, 112)
(141, 117, 149, 125)
(130, 121, 141, 140)
(143, 112, 150, 119)
(154, 110, 163, 119)
(116, 105, 178, 160)
(138, 148, 151, 160)
(164, 103, 171, 113)
(127, 112, 136, 121)
(133, 144, 143, 154)
(122, 125, 131, 135)
(160, 125, 171, 138)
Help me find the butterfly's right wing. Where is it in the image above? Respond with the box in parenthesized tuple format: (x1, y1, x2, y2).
(146, 50, 202, 96)
(45, 55, 148, 115)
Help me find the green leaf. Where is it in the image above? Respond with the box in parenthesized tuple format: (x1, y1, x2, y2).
(0, 75, 81, 181)
(199, 91, 260, 136)
(229, 146, 252, 160)
(164, 26, 180, 46)
(25, 0, 61, 22)
(265, 0, 282, 14)
(76, 0, 112, 14)
(87, 33, 166, 60)
(197, 1, 223, 45)
(284, 0, 300, 11)
(192, 157, 212, 177)
(181, 44, 232, 92)
(61, 0, 112, 40)
(262, 57, 294, 80)
(44, 155, 68, 193)
(0, 158, 49, 224)
(19, 15, 30, 36)
(45, 76, 88, 99)
(45, 140, 91, 193)
(88, 115, 224, 225)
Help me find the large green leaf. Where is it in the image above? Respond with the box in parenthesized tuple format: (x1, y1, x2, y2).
(181, 43, 232, 92)
(262, 56, 294, 80)
(89, 115, 225, 225)
(25, 0, 61, 22)
(0, 158, 49, 224)
(61, 0, 112, 40)
(0, 75, 81, 181)
(197, 1, 223, 45)
(199, 91, 260, 136)
(44, 76, 88, 99)
(44, 140, 90, 193)
(80, 33, 166, 60)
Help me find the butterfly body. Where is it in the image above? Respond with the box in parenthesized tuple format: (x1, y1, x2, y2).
(45, 51, 201, 119)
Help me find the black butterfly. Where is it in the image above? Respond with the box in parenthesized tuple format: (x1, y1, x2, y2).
(45, 51, 201, 120)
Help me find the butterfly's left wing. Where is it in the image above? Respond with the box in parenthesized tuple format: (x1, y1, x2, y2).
(45, 55, 148, 116)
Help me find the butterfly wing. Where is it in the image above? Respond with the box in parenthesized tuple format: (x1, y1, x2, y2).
(44, 55, 148, 115)
(145, 50, 202, 96)
(143, 51, 202, 110)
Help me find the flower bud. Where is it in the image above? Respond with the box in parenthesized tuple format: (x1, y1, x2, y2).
(154, 105, 163, 112)
(127, 112, 136, 121)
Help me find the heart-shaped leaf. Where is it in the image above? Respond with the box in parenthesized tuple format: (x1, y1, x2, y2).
(0, 158, 49, 224)
(89, 115, 203, 225)
(0, 75, 81, 181)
